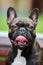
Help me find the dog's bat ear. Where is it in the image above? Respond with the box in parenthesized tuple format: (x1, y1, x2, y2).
(7, 7, 17, 27)
(29, 8, 39, 29)
(29, 8, 39, 22)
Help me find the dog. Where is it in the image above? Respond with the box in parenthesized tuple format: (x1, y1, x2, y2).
(6, 7, 41, 65)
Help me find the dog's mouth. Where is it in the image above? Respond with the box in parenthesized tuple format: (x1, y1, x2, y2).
(11, 35, 31, 47)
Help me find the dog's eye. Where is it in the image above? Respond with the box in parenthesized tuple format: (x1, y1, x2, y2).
(29, 26, 33, 28)
(12, 25, 18, 28)
(29, 26, 34, 29)
(11, 25, 18, 31)
(27, 25, 34, 31)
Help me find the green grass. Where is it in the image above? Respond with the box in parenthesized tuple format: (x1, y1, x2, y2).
(0, 13, 43, 33)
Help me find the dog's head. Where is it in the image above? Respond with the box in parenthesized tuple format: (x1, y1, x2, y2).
(7, 7, 39, 49)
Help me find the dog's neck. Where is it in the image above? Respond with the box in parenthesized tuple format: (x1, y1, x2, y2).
(11, 47, 36, 65)
(11, 49, 26, 65)
(12, 44, 33, 61)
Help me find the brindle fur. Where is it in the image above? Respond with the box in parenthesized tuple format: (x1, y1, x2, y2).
(6, 7, 43, 65)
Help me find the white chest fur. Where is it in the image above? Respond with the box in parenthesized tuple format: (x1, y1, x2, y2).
(11, 49, 26, 65)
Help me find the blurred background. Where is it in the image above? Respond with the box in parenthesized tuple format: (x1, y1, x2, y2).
(0, 0, 43, 33)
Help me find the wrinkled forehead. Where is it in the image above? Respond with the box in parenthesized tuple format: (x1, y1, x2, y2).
(11, 17, 33, 26)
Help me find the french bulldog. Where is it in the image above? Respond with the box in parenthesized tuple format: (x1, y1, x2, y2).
(6, 7, 41, 65)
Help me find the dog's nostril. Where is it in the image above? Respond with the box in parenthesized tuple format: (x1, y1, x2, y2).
(19, 31, 24, 34)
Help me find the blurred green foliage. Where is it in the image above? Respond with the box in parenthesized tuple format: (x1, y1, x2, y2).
(0, 56, 6, 60)
(36, 12, 43, 33)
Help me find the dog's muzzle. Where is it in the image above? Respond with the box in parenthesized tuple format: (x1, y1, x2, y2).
(9, 27, 34, 47)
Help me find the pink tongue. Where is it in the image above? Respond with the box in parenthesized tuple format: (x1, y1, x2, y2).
(15, 36, 28, 42)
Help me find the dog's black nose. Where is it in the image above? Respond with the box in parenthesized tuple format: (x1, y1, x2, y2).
(18, 27, 26, 34)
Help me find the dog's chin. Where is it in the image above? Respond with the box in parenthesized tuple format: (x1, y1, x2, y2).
(11, 35, 31, 49)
